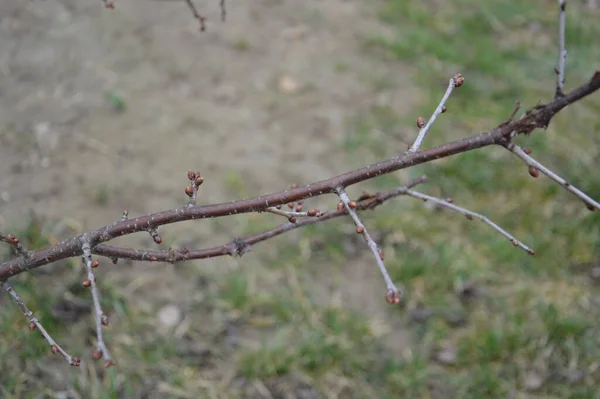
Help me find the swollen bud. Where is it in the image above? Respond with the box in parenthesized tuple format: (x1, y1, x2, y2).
(528, 166, 540, 178)
(453, 73, 465, 87)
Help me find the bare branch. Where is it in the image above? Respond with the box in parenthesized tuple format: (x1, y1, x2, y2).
(401, 190, 535, 255)
(0, 71, 598, 281)
(1, 282, 80, 366)
(220, 0, 226, 22)
(92, 177, 430, 264)
(504, 143, 600, 211)
(81, 240, 115, 368)
(185, 0, 206, 31)
(335, 187, 400, 304)
(555, 0, 567, 98)
(409, 73, 464, 153)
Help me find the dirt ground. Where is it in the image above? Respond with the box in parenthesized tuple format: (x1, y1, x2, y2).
(0, 0, 416, 364)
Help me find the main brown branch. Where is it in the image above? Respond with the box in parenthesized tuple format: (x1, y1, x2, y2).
(0, 71, 599, 281)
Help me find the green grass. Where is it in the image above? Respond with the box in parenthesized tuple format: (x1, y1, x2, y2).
(1, 1, 600, 397)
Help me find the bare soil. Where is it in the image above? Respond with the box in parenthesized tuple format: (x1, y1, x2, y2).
(0, 0, 416, 369)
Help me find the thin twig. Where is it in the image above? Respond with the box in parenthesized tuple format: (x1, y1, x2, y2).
(220, 0, 226, 22)
(504, 143, 600, 211)
(264, 207, 322, 219)
(1, 72, 599, 281)
(555, 0, 567, 98)
(185, 0, 206, 31)
(93, 177, 430, 263)
(335, 187, 400, 304)
(0, 233, 32, 260)
(81, 239, 115, 368)
(408, 73, 463, 153)
(1, 282, 80, 366)
(401, 189, 535, 255)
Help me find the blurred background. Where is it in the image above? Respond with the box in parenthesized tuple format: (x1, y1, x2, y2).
(1, 0, 599, 397)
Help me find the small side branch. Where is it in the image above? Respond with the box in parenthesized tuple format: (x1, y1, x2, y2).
(185, 170, 204, 207)
(184, 0, 206, 31)
(0, 233, 32, 260)
(335, 187, 400, 304)
(504, 143, 600, 211)
(1, 282, 80, 366)
(408, 73, 464, 153)
(401, 190, 534, 255)
(81, 240, 115, 368)
(220, 0, 226, 22)
(555, 0, 567, 98)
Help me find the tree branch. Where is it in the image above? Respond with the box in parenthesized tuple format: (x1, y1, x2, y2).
(0, 71, 598, 281)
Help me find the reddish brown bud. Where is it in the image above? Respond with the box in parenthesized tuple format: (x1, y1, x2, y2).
(416, 116, 425, 128)
(101, 314, 109, 326)
(378, 249, 384, 261)
(276, 204, 282, 210)
(153, 235, 162, 244)
(528, 249, 535, 256)
(586, 203, 595, 211)
(72, 357, 81, 366)
(92, 349, 103, 360)
(149, 256, 158, 261)
(7, 233, 15, 241)
(307, 209, 318, 217)
(290, 183, 299, 189)
(453, 73, 465, 87)
(51, 345, 59, 355)
(288, 216, 297, 224)
(187, 170, 196, 180)
(195, 176, 204, 187)
(287, 202, 295, 209)
(104, 360, 116, 368)
(385, 290, 401, 305)
(337, 202, 344, 212)
(185, 186, 193, 196)
(356, 226, 364, 234)
(91, 260, 99, 268)
(296, 205, 303, 212)
(29, 322, 37, 332)
(348, 201, 357, 209)
(82, 279, 92, 287)
(528, 166, 540, 178)
(441, 105, 447, 113)
(523, 147, 532, 155)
